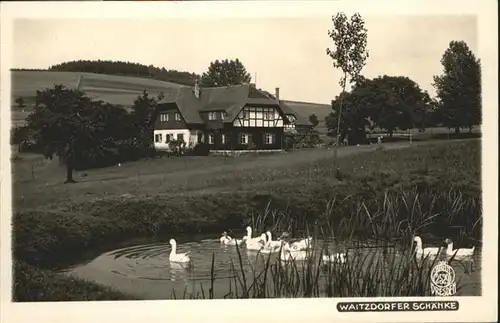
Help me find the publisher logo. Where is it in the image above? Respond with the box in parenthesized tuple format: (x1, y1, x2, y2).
(431, 261, 456, 296)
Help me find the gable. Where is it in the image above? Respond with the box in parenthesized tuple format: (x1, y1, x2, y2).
(232, 105, 285, 128)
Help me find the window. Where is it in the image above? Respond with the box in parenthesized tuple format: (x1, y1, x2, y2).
(208, 133, 215, 144)
(159, 113, 169, 122)
(287, 114, 296, 122)
(221, 134, 228, 144)
(197, 132, 204, 144)
(263, 109, 274, 120)
(165, 134, 171, 143)
(221, 111, 227, 120)
(175, 112, 181, 121)
(239, 133, 249, 145)
(208, 112, 217, 120)
(242, 111, 249, 120)
(177, 133, 184, 142)
(155, 134, 163, 143)
(264, 133, 275, 145)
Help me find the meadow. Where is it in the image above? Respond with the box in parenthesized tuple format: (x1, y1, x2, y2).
(11, 138, 482, 300)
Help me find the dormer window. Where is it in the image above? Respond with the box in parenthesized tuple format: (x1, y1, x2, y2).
(287, 114, 296, 122)
(175, 112, 181, 121)
(160, 113, 169, 122)
(208, 112, 217, 120)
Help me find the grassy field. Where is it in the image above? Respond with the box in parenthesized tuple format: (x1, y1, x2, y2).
(11, 138, 481, 300)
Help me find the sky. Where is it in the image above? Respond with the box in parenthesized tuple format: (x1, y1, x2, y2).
(13, 15, 477, 104)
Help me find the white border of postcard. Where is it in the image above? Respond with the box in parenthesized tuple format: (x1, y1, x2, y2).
(1, 1, 498, 323)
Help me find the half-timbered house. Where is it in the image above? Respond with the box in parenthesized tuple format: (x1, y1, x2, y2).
(152, 81, 298, 152)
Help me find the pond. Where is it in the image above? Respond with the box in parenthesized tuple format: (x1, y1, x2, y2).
(61, 233, 482, 299)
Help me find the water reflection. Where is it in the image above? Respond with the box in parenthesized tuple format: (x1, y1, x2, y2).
(170, 262, 190, 282)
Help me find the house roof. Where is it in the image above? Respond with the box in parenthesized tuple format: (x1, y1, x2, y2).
(255, 89, 314, 127)
(278, 100, 313, 127)
(157, 83, 283, 124)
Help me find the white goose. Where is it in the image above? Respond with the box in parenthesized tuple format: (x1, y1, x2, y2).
(266, 231, 282, 248)
(169, 238, 191, 263)
(260, 231, 283, 254)
(413, 236, 442, 261)
(289, 237, 313, 251)
(279, 247, 311, 262)
(247, 233, 267, 251)
(220, 231, 245, 246)
(244, 227, 267, 251)
(444, 238, 475, 260)
(322, 252, 347, 264)
(280, 232, 313, 251)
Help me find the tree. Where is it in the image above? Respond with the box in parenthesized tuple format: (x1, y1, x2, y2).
(130, 90, 163, 150)
(372, 76, 429, 136)
(325, 75, 431, 140)
(200, 59, 251, 87)
(308, 114, 319, 127)
(15, 96, 26, 111)
(432, 40, 481, 133)
(326, 90, 371, 144)
(326, 13, 369, 175)
(26, 85, 112, 183)
(48, 60, 199, 86)
(11, 126, 32, 152)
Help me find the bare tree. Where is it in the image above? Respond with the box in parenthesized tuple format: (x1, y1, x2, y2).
(326, 13, 369, 177)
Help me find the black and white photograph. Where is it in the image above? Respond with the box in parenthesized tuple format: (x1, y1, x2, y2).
(0, 1, 497, 323)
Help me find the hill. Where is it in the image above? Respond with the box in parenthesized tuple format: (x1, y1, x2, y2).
(11, 71, 185, 127)
(14, 59, 199, 86)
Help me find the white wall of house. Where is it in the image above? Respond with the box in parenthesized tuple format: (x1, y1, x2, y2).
(233, 107, 284, 127)
(153, 129, 199, 150)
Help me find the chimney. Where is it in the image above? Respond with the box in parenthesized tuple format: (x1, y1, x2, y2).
(275, 87, 280, 102)
(194, 78, 200, 99)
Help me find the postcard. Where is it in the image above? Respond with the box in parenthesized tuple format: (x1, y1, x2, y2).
(0, 1, 497, 323)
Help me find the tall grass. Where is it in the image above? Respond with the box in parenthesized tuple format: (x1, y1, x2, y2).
(174, 189, 479, 299)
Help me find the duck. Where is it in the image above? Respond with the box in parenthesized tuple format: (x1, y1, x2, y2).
(444, 238, 475, 260)
(413, 236, 442, 261)
(220, 231, 245, 246)
(169, 238, 191, 263)
(322, 252, 347, 264)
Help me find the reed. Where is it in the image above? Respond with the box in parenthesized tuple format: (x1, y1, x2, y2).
(178, 189, 479, 299)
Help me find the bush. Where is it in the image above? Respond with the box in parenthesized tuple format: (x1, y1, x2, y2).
(186, 143, 211, 156)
